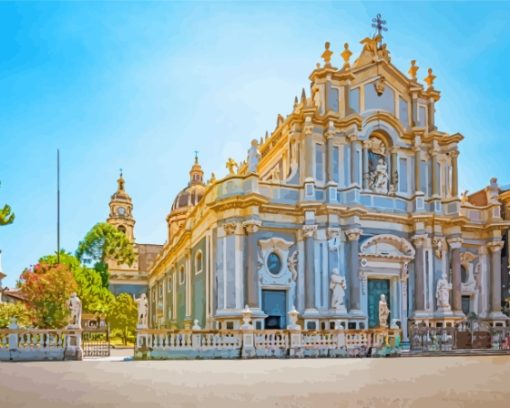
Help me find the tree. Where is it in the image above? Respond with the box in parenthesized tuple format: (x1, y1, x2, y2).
(0, 181, 14, 226)
(108, 293, 137, 345)
(41, 251, 114, 315)
(0, 302, 32, 328)
(76, 223, 135, 287)
(18, 262, 77, 328)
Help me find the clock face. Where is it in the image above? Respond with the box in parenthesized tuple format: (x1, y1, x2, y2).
(117, 207, 126, 216)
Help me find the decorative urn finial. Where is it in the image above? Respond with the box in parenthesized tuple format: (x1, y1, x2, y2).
(341, 43, 352, 69)
(321, 41, 333, 66)
(408, 60, 419, 81)
(424, 68, 436, 90)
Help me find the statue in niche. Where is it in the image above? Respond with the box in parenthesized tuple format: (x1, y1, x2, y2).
(247, 139, 261, 173)
(134, 293, 149, 327)
(287, 250, 298, 281)
(436, 273, 452, 312)
(369, 158, 389, 193)
(68, 293, 82, 328)
(379, 294, 390, 328)
(330, 269, 346, 312)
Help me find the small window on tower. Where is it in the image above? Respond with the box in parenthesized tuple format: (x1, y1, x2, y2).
(118, 225, 126, 234)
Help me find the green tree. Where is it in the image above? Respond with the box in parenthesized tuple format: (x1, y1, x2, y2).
(18, 262, 77, 328)
(41, 251, 114, 315)
(109, 293, 137, 346)
(0, 181, 14, 226)
(0, 302, 32, 328)
(76, 223, 135, 288)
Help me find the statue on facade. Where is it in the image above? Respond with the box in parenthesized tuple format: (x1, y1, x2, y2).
(378, 294, 390, 328)
(68, 293, 82, 328)
(436, 272, 452, 312)
(287, 250, 298, 281)
(247, 139, 261, 173)
(370, 158, 389, 193)
(134, 293, 149, 327)
(226, 158, 238, 175)
(486, 177, 499, 204)
(330, 269, 346, 312)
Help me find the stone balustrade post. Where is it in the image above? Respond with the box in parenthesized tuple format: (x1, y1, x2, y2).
(241, 306, 256, 358)
(8, 318, 18, 351)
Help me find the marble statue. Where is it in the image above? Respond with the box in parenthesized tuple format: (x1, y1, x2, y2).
(436, 273, 452, 312)
(486, 177, 499, 204)
(313, 89, 321, 110)
(287, 250, 298, 281)
(247, 139, 261, 173)
(330, 269, 346, 312)
(378, 294, 390, 328)
(68, 293, 82, 328)
(370, 158, 389, 193)
(134, 293, 149, 327)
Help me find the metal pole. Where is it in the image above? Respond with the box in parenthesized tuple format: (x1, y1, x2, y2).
(57, 149, 60, 263)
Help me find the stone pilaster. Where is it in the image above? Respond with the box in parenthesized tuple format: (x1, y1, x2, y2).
(412, 234, 427, 313)
(414, 140, 421, 193)
(350, 137, 360, 186)
(390, 147, 398, 190)
(243, 220, 262, 309)
(431, 142, 439, 197)
(345, 228, 362, 313)
(448, 237, 463, 314)
(303, 224, 318, 311)
(325, 122, 335, 183)
(488, 240, 505, 316)
(304, 124, 314, 180)
(362, 140, 370, 190)
(450, 150, 459, 197)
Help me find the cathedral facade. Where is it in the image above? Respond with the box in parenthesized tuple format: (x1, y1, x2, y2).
(132, 32, 509, 340)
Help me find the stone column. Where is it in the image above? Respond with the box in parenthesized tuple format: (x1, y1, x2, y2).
(428, 98, 435, 130)
(345, 228, 362, 313)
(344, 81, 351, 116)
(243, 220, 262, 309)
(412, 234, 427, 313)
(448, 237, 463, 313)
(488, 241, 504, 315)
(400, 263, 409, 341)
(451, 150, 459, 197)
(431, 144, 439, 197)
(303, 225, 317, 310)
(390, 147, 398, 189)
(325, 123, 335, 183)
(414, 141, 421, 193)
(362, 141, 370, 190)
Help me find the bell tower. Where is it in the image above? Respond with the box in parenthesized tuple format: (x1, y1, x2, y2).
(107, 170, 135, 242)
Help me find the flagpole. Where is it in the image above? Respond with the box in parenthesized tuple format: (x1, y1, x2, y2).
(57, 149, 60, 264)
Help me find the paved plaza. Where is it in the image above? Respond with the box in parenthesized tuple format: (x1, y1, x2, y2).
(0, 356, 509, 407)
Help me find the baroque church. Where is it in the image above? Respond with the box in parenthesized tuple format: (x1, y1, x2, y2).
(106, 27, 510, 342)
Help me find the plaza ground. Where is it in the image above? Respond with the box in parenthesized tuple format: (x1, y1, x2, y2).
(0, 355, 509, 407)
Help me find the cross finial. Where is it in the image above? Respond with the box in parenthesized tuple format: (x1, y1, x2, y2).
(194, 150, 199, 163)
(119, 168, 123, 178)
(371, 13, 387, 38)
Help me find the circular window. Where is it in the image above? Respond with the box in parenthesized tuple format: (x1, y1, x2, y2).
(267, 252, 282, 275)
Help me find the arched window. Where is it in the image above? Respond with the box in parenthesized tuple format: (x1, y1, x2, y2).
(118, 225, 126, 234)
(195, 251, 203, 274)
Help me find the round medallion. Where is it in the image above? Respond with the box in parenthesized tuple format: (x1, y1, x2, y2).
(117, 206, 126, 216)
(267, 252, 282, 275)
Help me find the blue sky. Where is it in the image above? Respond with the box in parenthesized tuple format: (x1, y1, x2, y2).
(1, 1, 510, 287)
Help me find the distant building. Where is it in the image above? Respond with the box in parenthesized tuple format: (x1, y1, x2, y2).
(106, 174, 163, 297)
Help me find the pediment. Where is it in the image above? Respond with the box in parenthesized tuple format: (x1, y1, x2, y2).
(360, 234, 415, 259)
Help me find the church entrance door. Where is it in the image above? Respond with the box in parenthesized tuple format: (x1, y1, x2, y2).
(368, 279, 390, 328)
(262, 290, 286, 329)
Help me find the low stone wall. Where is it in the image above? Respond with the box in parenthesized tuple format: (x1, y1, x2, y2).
(134, 328, 402, 360)
(0, 324, 83, 362)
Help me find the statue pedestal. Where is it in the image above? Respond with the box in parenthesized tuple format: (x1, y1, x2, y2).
(64, 326, 83, 361)
(437, 307, 453, 315)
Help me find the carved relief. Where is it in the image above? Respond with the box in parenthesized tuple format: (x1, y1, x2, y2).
(432, 237, 447, 259)
(223, 222, 238, 236)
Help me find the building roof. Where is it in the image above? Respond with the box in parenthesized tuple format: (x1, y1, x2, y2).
(170, 155, 206, 213)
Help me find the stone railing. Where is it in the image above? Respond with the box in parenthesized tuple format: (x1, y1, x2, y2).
(0, 320, 83, 361)
(135, 327, 402, 360)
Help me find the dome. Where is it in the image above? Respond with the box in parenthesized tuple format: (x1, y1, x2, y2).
(171, 184, 205, 212)
(170, 154, 206, 213)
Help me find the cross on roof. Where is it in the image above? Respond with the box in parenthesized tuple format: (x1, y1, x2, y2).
(371, 13, 388, 38)
(194, 150, 199, 163)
